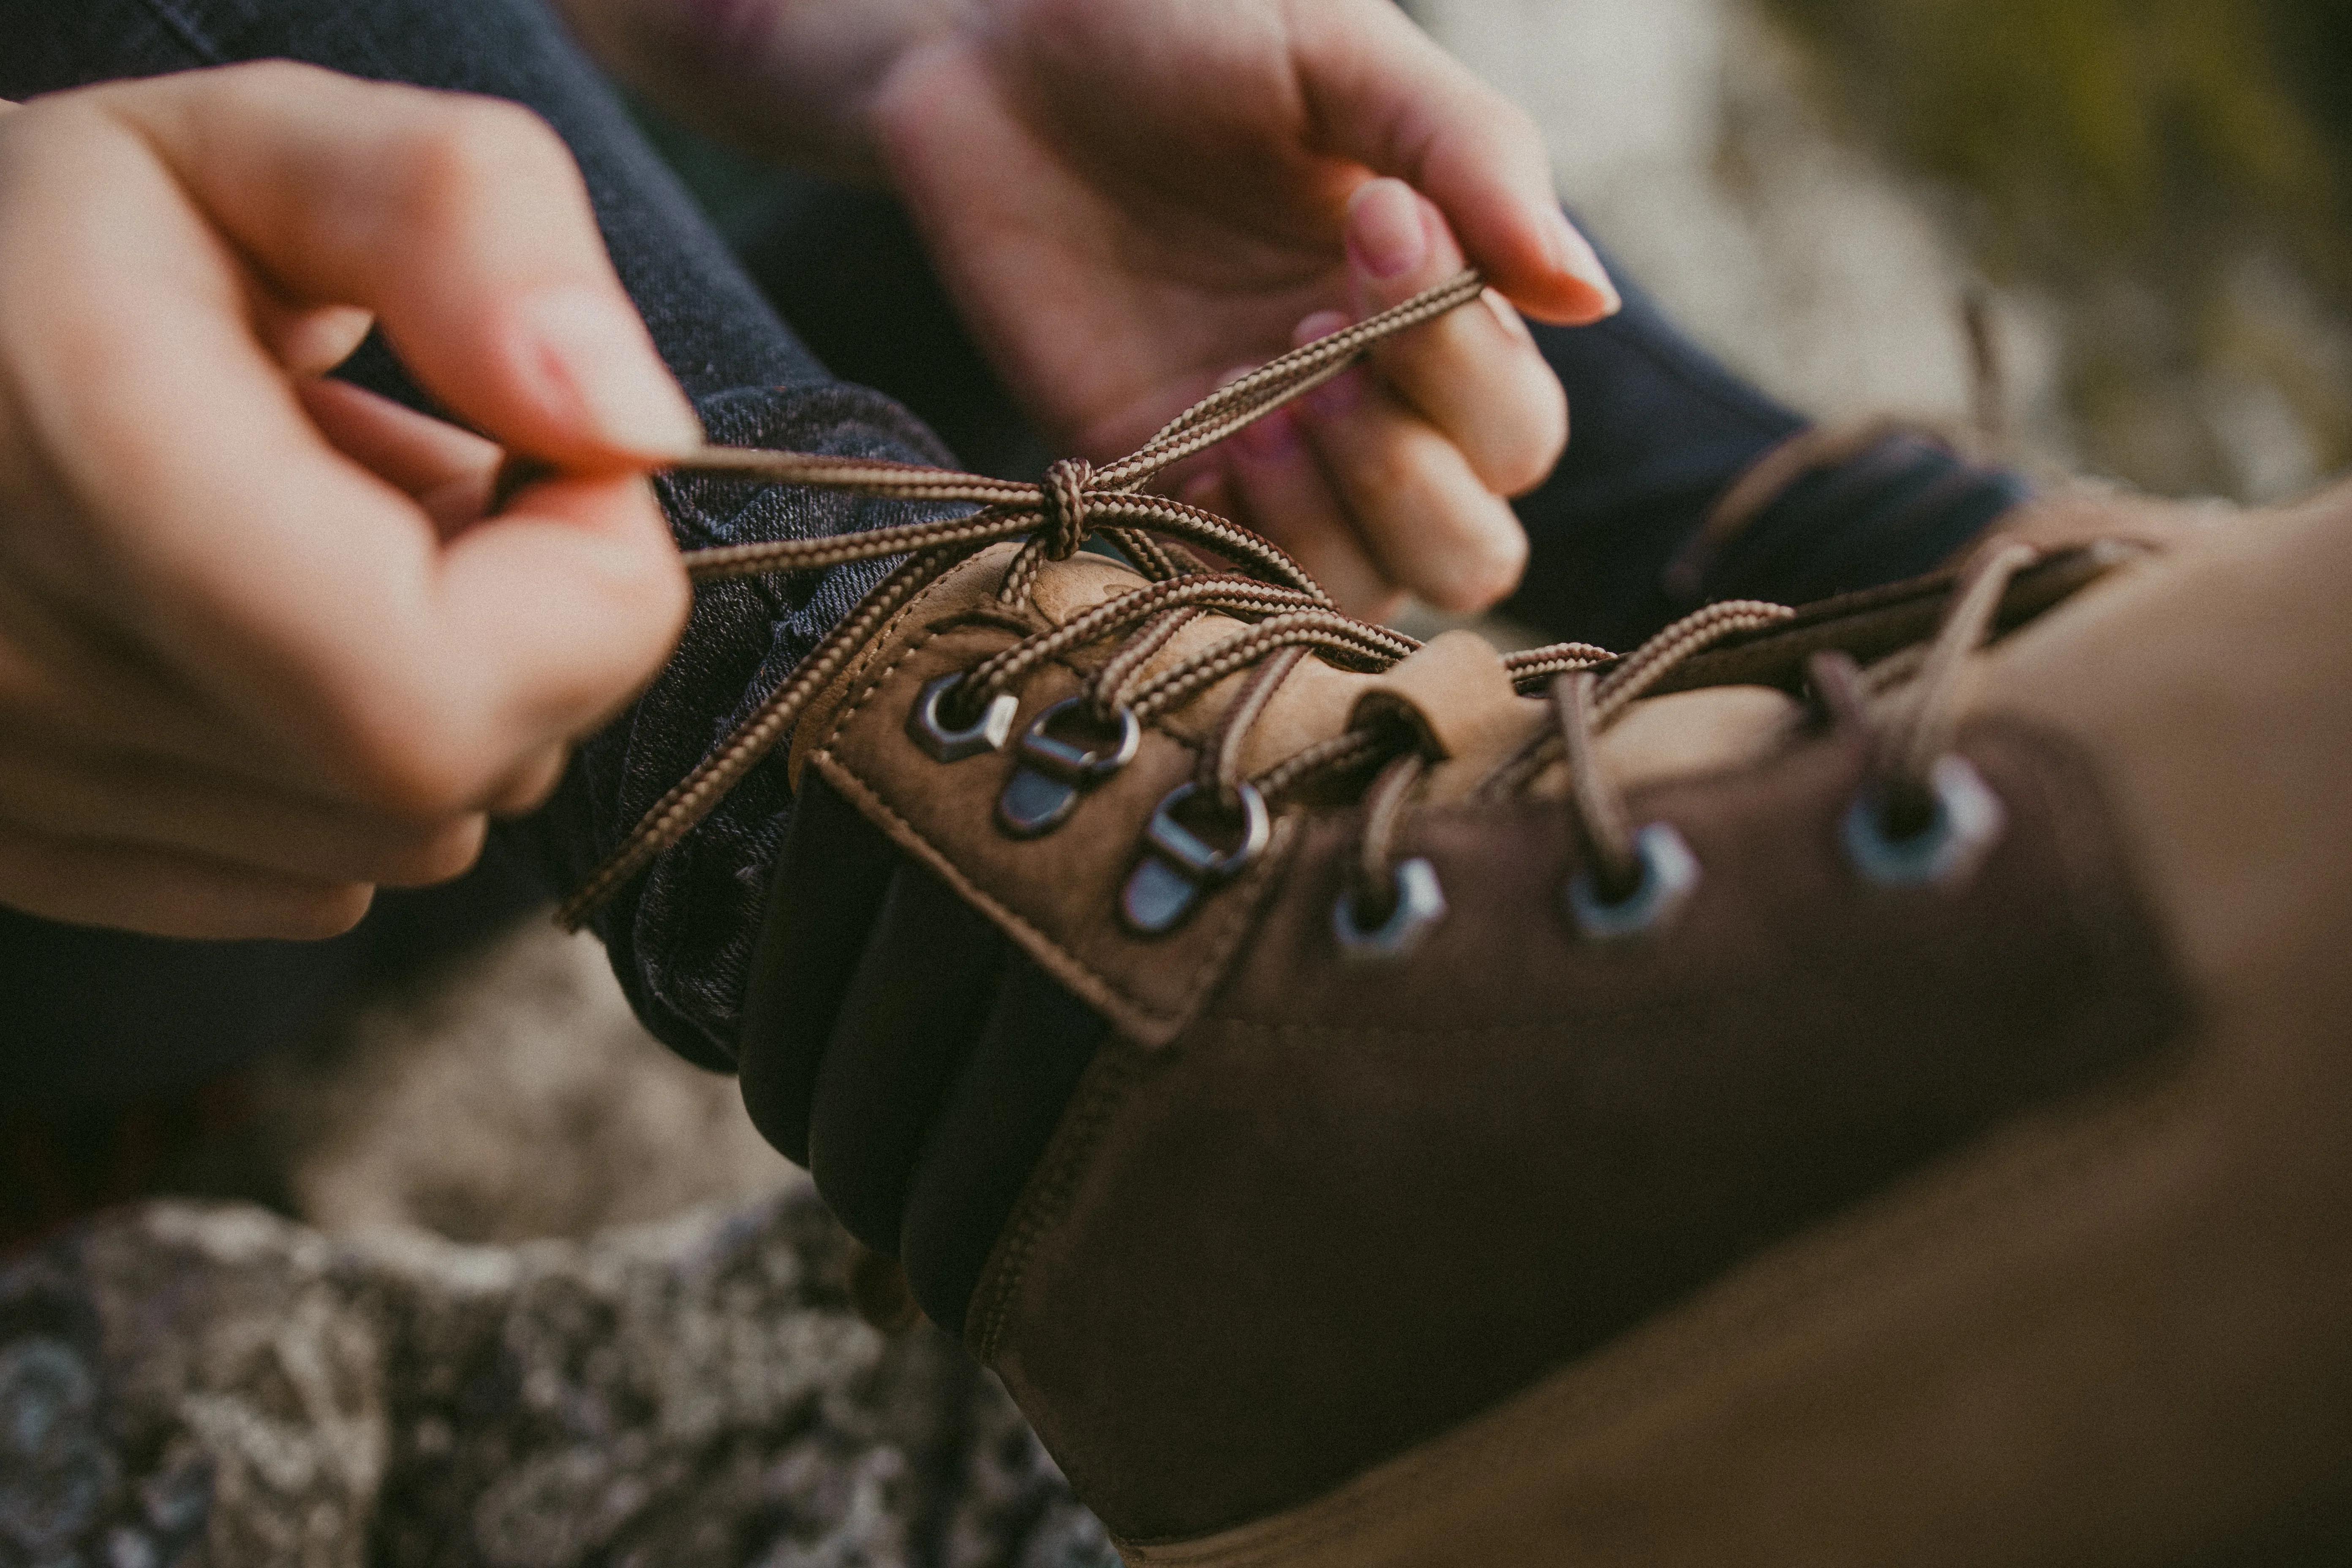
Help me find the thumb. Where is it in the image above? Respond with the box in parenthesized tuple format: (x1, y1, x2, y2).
(1294, 1, 1619, 325)
(103, 62, 702, 468)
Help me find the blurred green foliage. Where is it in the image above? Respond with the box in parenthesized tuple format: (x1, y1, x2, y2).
(1764, 0, 2349, 289)
(1764, 0, 2352, 493)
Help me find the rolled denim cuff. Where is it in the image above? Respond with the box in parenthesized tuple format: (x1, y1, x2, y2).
(514, 383, 967, 1070)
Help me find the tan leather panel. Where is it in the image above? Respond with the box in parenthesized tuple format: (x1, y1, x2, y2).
(808, 610, 1294, 1049)
(1978, 488, 2352, 1012)
(790, 547, 1548, 1042)
(1345, 630, 1544, 800)
(787, 544, 1035, 789)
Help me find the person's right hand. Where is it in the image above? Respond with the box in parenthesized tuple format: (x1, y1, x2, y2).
(0, 63, 700, 941)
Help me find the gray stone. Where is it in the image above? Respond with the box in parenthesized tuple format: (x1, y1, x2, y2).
(0, 1199, 1109, 1568)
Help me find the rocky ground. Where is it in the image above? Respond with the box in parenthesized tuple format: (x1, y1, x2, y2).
(11, 3, 2343, 1564)
(0, 1195, 1111, 1568)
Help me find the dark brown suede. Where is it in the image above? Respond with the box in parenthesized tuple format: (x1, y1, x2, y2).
(972, 716, 2189, 1541)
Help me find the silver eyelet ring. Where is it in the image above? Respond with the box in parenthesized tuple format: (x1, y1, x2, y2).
(909, 672, 1019, 762)
(1333, 858, 1448, 963)
(1121, 782, 1273, 936)
(1017, 698, 1143, 779)
(996, 699, 1145, 839)
(1843, 754, 2006, 888)
(1566, 822, 1701, 941)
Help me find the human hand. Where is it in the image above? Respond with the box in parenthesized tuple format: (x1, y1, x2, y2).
(0, 64, 698, 940)
(867, 0, 1609, 621)
(562, 0, 1607, 621)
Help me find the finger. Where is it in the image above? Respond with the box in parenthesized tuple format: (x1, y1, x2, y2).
(0, 827, 374, 942)
(1291, 0, 1616, 325)
(1298, 365, 1529, 613)
(1221, 405, 1402, 620)
(0, 721, 487, 886)
(1343, 180, 1568, 497)
(251, 296, 376, 377)
(0, 562, 327, 792)
(98, 62, 702, 466)
(486, 741, 571, 817)
(1176, 466, 1238, 522)
(1, 84, 691, 815)
(295, 376, 500, 536)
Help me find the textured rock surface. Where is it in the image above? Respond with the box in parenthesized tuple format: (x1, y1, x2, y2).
(255, 922, 791, 1247)
(0, 1197, 1112, 1568)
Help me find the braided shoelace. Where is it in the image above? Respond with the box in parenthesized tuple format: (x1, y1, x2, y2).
(562, 272, 2031, 938)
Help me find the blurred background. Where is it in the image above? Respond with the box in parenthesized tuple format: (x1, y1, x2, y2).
(1419, 0, 2352, 503)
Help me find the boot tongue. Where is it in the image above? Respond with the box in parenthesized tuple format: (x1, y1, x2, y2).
(1203, 628, 1545, 801)
(1346, 631, 1536, 796)
(1026, 551, 1156, 623)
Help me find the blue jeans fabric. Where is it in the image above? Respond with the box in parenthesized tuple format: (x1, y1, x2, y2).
(0, 0, 2027, 1091)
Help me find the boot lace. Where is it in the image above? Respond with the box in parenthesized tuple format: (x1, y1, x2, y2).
(561, 272, 2031, 948)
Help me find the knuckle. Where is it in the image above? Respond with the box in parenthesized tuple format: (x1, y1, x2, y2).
(385, 97, 573, 229)
(1326, 415, 1424, 501)
(1422, 509, 1529, 615)
(490, 748, 569, 817)
(1452, 92, 1546, 171)
(216, 59, 342, 103)
(1485, 389, 1569, 497)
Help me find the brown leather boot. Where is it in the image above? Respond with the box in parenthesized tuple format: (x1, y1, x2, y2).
(571, 279, 2352, 1564)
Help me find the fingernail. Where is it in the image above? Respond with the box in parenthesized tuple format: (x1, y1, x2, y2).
(1347, 178, 1428, 281)
(1548, 210, 1621, 313)
(1293, 310, 1351, 348)
(517, 288, 705, 455)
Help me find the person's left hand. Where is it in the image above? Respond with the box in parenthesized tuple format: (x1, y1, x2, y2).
(866, 0, 1611, 621)
(560, 0, 1613, 620)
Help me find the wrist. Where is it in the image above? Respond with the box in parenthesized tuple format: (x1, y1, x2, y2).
(556, 0, 965, 180)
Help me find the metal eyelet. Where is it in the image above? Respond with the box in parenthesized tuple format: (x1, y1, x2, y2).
(1566, 823, 1701, 941)
(909, 673, 1019, 762)
(1333, 858, 1448, 963)
(1843, 754, 2006, 888)
(996, 699, 1144, 839)
(1122, 782, 1272, 936)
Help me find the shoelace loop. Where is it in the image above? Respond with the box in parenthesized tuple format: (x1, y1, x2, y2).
(565, 271, 1981, 937)
(560, 272, 1490, 927)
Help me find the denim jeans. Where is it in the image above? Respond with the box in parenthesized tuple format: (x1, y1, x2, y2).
(0, 0, 2027, 1094)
